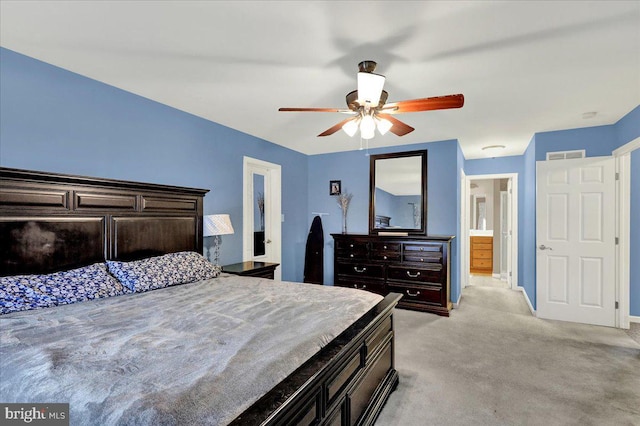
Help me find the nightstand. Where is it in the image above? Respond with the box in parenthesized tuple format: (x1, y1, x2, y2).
(222, 261, 279, 280)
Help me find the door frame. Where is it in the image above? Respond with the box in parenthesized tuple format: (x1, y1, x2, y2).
(613, 136, 640, 328)
(243, 156, 282, 280)
(459, 169, 469, 291)
(461, 173, 519, 290)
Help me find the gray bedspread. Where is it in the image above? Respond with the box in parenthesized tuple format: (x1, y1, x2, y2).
(0, 274, 382, 425)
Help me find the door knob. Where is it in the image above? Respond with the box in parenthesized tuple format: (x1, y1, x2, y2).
(266, 239, 272, 244)
(538, 244, 552, 250)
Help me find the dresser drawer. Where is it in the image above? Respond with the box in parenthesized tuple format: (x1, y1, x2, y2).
(403, 243, 442, 263)
(370, 251, 401, 262)
(336, 239, 368, 251)
(473, 250, 492, 259)
(336, 249, 368, 261)
(472, 258, 492, 268)
(403, 253, 443, 264)
(472, 243, 492, 251)
(370, 242, 400, 262)
(336, 263, 383, 279)
(403, 242, 442, 253)
(335, 277, 386, 295)
(387, 265, 442, 284)
(389, 283, 443, 305)
(370, 242, 401, 252)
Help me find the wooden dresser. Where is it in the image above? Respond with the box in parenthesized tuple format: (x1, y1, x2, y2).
(470, 236, 493, 275)
(332, 234, 453, 317)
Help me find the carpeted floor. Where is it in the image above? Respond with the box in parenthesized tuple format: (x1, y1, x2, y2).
(627, 322, 640, 345)
(375, 285, 640, 426)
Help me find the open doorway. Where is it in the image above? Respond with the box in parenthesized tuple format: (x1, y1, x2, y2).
(461, 173, 518, 292)
(242, 156, 282, 280)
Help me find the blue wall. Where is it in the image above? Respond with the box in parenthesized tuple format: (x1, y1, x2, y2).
(615, 105, 640, 148)
(534, 125, 617, 161)
(308, 140, 460, 301)
(521, 137, 537, 308)
(0, 48, 309, 282)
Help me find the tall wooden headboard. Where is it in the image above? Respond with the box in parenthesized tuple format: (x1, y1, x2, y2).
(0, 167, 209, 276)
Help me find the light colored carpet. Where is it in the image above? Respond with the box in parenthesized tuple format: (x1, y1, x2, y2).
(376, 286, 640, 426)
(627, 322, 640, 345)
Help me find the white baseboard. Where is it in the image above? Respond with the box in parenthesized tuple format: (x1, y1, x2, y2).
(492, 273, 500, 279)
(517, 286, 536, 316)
(452, 292, 462, 309)
(630, 315, 640, 324)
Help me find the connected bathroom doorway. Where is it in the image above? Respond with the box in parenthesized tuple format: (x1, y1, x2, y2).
(461, 173, 518, 291)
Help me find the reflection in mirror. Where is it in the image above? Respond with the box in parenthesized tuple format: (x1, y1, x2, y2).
(369, 150, 427, 235)
(253, 173, 265, 256)
(474, 195, 487, 230)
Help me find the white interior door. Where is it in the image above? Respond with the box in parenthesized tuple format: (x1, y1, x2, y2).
(505, 179, 514, 288)
(499, 190, 509, 282)
(536, 157, 616, 326)
(243, 157, 282, 280)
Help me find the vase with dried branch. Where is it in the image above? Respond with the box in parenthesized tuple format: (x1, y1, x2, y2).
(257, 192, 265, 230)
(336, 191, 353, 234)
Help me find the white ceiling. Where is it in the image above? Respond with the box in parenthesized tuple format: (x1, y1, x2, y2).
(1, 1, 638, 158)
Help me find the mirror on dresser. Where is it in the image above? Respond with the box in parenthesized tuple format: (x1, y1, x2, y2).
(369, 149, 428, 235)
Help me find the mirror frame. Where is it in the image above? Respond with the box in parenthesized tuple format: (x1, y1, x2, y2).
(369, 149, 428, 235)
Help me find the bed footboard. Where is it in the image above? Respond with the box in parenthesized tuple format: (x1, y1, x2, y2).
(231, 293, 402, 426)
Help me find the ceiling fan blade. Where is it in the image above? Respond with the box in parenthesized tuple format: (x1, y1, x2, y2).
(318, 117, 357, 137)
(377, 114, 414, 136)
(279, 107, 352, 113)
(383, 94, 464, 113)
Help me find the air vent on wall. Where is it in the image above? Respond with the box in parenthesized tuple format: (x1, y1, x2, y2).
(546, 150, 585, 161)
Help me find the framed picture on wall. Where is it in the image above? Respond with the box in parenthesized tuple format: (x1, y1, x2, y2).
(330, 180, 341, 196)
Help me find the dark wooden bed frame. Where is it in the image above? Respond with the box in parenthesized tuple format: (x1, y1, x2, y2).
(0, 167, 400, 426)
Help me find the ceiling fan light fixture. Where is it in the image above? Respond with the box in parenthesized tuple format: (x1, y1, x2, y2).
(342, 118, 359, 137)
(360, 114, 376, 139)
(357, 72, 385, 106)
(375, 117, 393, 135)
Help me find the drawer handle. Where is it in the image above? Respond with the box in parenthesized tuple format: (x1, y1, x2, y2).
(354, 267, 367, 273)
(406, 271, 421, 278)
(350, 244, 354, 248)
(383, 245, 387, 249)
(383, 255, 388, 260)
(350, 254, 354, 258)
(354, 284, 367, 290)
(406, 290, 421, 297)
(419, 248, 424, 251)
(420, 258, 424, 262)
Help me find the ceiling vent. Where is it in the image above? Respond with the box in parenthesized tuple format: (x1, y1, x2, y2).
(546, 150, 586, 161)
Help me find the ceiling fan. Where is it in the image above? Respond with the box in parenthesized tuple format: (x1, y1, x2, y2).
(279, 60, 464, 139)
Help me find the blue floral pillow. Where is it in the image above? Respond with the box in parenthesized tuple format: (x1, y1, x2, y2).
(0, 263, 127, 315)
(0, 281, 56, 315)
(106, 251, 221, 293)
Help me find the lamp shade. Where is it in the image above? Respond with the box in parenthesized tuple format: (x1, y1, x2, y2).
(342, 118, 359, 137)
(203, 214, 234, 237)
(376, 117, 393, 135)
(360, 114, 376, 139)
